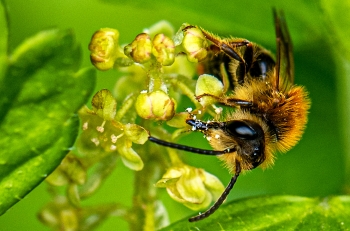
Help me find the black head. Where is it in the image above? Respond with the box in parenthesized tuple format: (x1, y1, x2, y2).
(224, 120, 265, 169)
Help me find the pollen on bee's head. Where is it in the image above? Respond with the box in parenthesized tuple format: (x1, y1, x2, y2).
(185, 107, 193, 113)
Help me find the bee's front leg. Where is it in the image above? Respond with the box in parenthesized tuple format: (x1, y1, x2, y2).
(196, 93, 253, 107)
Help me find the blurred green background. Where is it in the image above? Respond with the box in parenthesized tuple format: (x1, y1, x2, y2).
(0, 0, 348, 230)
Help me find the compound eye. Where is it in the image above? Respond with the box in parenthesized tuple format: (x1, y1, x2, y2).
(225, 121, 258, 140)
(249, 53, 275, 78)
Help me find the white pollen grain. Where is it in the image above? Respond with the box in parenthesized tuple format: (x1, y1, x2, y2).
(186, 107, 193, 112)
(215, 107, 223, 114)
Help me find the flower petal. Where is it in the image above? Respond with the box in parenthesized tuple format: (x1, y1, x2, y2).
(201, 170, 225, 201)
(155, 177, 179, 188)
(166, 185, 186, 203)
(117, 141, 144, 171)
(195, 74, 224, 107)
(176, 167, 206, 204)
(183, 190, 212, 211)
(123, 123, 148, 144)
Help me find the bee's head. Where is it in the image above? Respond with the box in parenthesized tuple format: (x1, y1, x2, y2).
(187, 119, 265, 170)
(224, 120, 265, 169)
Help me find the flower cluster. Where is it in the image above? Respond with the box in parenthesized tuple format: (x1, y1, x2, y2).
(41, 20, 227, 230)
(87, 21, 227, 214)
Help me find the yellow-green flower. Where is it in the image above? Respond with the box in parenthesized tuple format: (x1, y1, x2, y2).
(78, 101, 148, 171)
(124, 33, 152, 64)
(135, 90, 176, 121)
(156, 165, 224, 210)
(182, 26, 209, 63)
(88, 28, 120, 71)
(152, 33, 175, 66)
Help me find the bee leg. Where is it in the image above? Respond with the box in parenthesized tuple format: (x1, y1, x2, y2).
(196, 93, 253, 107)
(200, 29, 252, 86)
(200, 29, 248, 61)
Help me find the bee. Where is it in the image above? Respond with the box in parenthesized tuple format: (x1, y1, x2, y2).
(196, 25, 275, 92)
(149, 10, 310, 222)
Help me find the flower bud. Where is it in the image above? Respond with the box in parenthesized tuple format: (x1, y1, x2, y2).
(182, 26, 208, 62)
(152, 33, 175, 66)
(135, 90, 175, 121)
(195, 74, 224, 107)
(91, 89, 117, 121)
(124, 33, 152, 63)
(88, 28, 120, 71)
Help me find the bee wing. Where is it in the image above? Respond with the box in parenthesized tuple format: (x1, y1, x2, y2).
(273, 9, 294, 91)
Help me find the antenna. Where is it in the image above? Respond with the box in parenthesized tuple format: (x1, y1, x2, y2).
(148, 136, 233, 155)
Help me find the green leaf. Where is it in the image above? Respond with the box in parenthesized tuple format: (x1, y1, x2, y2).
(320, 0, 350, 60)
(0, 0, 8, 82)
(320, 0, 350, 190)
(0, 27, 96, 214)
(161, 195, 350, 230)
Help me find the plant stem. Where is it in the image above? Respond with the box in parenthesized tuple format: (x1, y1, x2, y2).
(128, 144, 166, 231)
